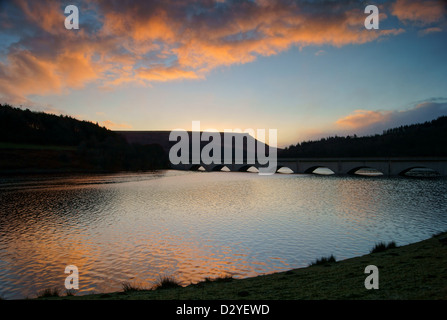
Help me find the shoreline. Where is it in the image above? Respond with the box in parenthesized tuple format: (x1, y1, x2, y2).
(36, 232, 447, 300)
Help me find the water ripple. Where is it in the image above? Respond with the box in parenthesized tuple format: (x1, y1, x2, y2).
(0, 171, 446, 299)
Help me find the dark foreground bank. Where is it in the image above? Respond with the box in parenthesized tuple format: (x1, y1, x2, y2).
(34, 232, 447, 300)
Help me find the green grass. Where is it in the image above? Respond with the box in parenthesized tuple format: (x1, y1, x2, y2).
(152, 275, 182, 290)
(309, 254, 336, 266)
(370, 241, 397, 254)
(122, 282, 147, 293)
(65, 289, 76, 297)
(36, 288, 61, 298)
(121, 275, 182, 293)
(195, 275, 234, 287)
(206, 275, 234, 283)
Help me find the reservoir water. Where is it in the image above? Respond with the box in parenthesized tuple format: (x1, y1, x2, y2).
(0, 170, 446, 299)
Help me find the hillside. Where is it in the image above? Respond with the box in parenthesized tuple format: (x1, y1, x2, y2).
(0, 104, 169, 174)
(280, 116, 447, 158)
(2, 104, 446, 174)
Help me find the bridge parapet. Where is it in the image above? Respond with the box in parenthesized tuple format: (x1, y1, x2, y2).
(170, 158, 447, 176)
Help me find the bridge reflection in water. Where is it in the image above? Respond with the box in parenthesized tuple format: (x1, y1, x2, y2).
(171, 158, 447, 176)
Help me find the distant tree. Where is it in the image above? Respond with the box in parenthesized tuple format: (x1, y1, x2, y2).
(0, 104, 169, 172)
(280, 116, 447, 158)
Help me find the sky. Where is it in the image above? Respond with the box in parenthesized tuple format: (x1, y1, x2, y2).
(0, 0, 446, 147)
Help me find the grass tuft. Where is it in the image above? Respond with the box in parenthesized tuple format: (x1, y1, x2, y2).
(309, 254, 336, 266)
(37, 288, 60, 298)
(152, 275, 182, 290)
(193, 274, 234, 288)
(65, 289, 76, 296)
(370, 241, 397, 253)
(204, 275, 234, 283)
(432, 231, 444, 237)
(122, 281, 147, 293)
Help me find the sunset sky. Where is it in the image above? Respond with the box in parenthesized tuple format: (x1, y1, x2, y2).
(0, 0, 446, 147)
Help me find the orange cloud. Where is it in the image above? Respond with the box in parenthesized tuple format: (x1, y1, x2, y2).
(92, 0, 405, 77)
(391, 0, 446, 25)
(0, 48, 103, 103)
(336, 110, 391, 129)
(0, 49, 62, 103)
(137, 65, 203, 82)
(172, 7, 403, 73)
(332, 100, 447, 138)
(14, 0, 64, 34)
(419, 27, 443, 35)
(56, 52, 101, 88)
(101, 120, 133, 130)
(0, 0, 411, 103)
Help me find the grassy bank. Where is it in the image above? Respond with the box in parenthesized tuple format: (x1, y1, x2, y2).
(39, 232, 447, 300)
(0, 142, 77, 151)
(0, 143, 169, 175)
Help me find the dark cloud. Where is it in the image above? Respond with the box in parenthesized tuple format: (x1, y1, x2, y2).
(336, 99, 447, 136)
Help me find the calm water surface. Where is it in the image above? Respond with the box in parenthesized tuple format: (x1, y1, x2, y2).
(0, 170, 446, 299)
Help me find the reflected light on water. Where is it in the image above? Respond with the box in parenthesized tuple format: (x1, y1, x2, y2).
(0, 170, 446, 299)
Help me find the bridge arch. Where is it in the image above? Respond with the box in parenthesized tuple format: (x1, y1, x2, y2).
(276, 166, 294, 174)
(238, 165, 259, 173)
(170, 158, 447, 177)
(189, 164, 206, 171)
(210, 165, 231, 172)
(347, 166, 384, 176)
(304, 166, 335, 175)
(398, 166, 440, 177)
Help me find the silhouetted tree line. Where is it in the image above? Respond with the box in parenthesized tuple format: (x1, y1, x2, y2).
(280, 116, 447, 158)
(0, 104, 169, 171)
